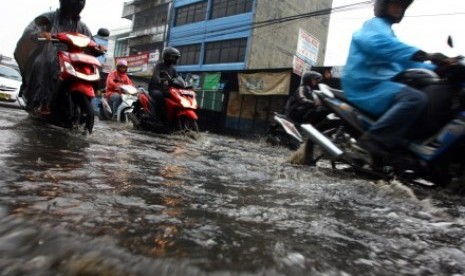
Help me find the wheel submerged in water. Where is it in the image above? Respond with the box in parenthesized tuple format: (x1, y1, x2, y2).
(70, 93, 94, 134)
(178, 116, 199, 133)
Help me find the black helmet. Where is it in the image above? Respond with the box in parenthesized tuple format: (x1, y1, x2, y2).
(59, 0, 86, 18)
(97, 28, 110, 37)
(162, 46, 181, 65)
(374, 0, 413, 23)
(301, 71, 322, 85)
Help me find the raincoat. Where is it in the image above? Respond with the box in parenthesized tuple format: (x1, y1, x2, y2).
(342, 17, 435, 117)
(105, 70, 134, 97)
(14, 10, 92, 106)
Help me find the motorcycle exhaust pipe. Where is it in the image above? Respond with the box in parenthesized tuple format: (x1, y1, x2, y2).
(301, 124, 344, 158)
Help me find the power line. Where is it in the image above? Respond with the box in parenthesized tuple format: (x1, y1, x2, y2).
(169, 1, 373, 45)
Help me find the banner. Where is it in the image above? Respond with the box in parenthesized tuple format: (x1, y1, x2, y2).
(238, 72, 290, 95)
(203, 72, 221, 90)
(115, 53, 149, 74)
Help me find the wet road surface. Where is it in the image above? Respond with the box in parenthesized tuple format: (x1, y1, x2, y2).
(0, 106, 465, 275)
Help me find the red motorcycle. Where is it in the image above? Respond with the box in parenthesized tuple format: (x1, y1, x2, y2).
(23, 32, 103, 134)
(129, 75, 199, 133)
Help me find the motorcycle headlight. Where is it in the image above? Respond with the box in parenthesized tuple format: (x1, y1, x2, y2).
(64, 61, 76, 76)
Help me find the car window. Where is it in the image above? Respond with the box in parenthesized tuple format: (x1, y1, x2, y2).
(0, 66, 21, 81)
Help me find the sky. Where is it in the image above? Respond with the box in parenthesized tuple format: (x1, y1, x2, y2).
(1, 0, 464, 66)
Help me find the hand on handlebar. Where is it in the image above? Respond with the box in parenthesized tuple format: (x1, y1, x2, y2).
(428, 53, 451, 66)
(38, 32, 53, 40)
(95, 44, 107, 53)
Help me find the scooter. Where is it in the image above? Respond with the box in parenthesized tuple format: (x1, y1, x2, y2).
(22, 32, 103, 134)
(99, 84, 138, 123)
(129, 74, 199, 133)
(297, 59, 465, 186)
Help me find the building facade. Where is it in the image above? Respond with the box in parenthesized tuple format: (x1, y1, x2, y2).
(118, 0, 171, 75)
(169, 0, 332, 72)
(114, 0, 335, 135)
(167, 0, 333, 135)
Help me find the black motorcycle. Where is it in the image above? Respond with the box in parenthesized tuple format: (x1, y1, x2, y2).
(299, 60, 465, 187)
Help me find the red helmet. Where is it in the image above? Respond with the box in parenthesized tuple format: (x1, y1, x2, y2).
(374, 0, 413, 23)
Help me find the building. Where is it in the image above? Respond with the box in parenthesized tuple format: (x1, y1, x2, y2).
(113, 0, 335, 135)
(168, 0, 334, 135)
(119, 0, 172, 75)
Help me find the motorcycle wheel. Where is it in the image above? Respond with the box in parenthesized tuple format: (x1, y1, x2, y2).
(178, 116, 199, 133)
(99, 103, 112, 121)
(265, 127, 301, 150)
(70, 93, 94, 134)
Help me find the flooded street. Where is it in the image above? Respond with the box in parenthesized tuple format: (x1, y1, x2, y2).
(0, 106, 465, 275)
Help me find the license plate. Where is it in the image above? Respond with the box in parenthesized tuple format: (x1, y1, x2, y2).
(0, 93, 11, 101)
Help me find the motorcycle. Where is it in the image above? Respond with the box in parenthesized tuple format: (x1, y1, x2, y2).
(128, 74, 199, 133)
(22, 32, 103, 134)
(296, 59, 465, 187)
(99, 84, 138, 123)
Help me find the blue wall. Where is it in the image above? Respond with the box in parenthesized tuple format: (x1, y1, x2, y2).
(169, 0, 255, 72)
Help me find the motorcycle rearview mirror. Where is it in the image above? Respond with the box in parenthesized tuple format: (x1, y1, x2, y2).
(97, 28, 110, 38)
(447, 35, 454, 48)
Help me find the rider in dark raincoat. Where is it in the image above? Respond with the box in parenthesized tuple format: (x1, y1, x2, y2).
(14, 0, 91, 114)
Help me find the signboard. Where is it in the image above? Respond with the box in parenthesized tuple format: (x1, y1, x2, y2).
(292, 56, 312, 77)
(149, 49, 160, 63)
(296, 28, 320, 66)
(238, 72, 290, 95)
(203, 73, 221, 90)
(115, 53, 149, 74)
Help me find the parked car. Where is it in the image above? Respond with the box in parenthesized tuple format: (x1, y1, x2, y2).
(0, 65, 21, 103)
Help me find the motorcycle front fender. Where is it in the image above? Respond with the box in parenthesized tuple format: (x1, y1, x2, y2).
(176, 109, 198, 120)
(116, 103, 132, 121)
(69, 82, 95, 98)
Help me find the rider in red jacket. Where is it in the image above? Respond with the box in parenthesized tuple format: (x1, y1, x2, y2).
(106, 59, 134, 115)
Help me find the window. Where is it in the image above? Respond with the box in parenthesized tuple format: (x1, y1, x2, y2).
(204, 38, 247, 64)
(210, 0, 253, 19)
(177, 44, 202, 65)
(174, 1, 207, 26)
(134, 6, 168, 31)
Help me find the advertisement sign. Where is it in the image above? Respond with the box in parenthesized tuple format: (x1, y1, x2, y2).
(292, 56, 312, 77)
(149, 49, 160, 63)
(115, 53, 149, 74)
(238, 72, 290, 95)
(296, 28, 320, 66)
(203, 73, 221, 90)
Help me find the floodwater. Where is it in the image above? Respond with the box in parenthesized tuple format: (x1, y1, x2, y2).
(0, 106, 465, 276)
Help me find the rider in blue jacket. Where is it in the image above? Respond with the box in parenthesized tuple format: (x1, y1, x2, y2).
(342, 0, 445, 158)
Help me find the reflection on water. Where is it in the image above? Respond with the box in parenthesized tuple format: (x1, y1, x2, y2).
(0, 108, 464, 275)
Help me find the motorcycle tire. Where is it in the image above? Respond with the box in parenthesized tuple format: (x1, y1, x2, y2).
(178, 116, 199, 133)
(265, 129, 301, 151)
(99, 103, 112, 121)
(70, 93, 94, 134)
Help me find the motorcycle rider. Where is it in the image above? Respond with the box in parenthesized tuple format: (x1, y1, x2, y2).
(342, 0, 447, 159)
(148, 46, 181, 128)
(14, 0, 96, 115)
(285, 70, 327, 124)
(106, 59, 134, 117)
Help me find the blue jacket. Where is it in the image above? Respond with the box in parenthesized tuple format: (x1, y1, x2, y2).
(342, 17, 435, 117)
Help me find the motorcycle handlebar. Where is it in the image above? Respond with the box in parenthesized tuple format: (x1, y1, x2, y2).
(37, 37, 59, 42)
